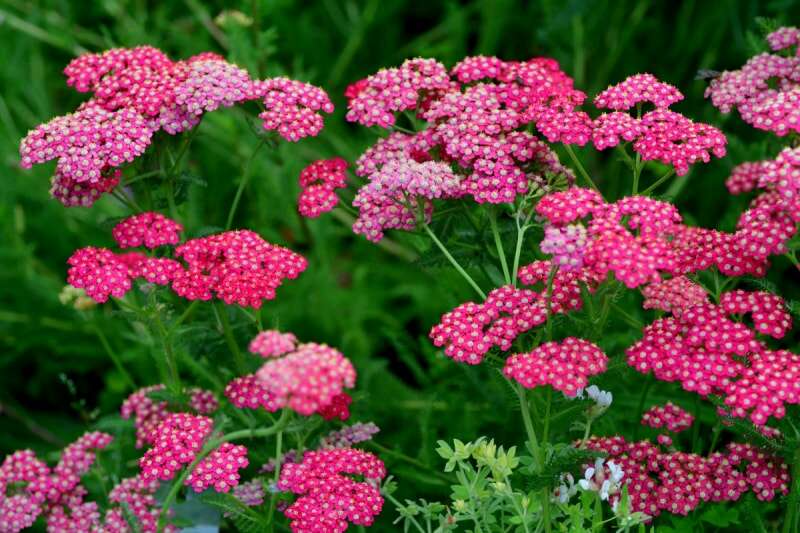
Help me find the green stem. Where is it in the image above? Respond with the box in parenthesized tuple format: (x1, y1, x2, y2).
(503, 475, 531, 533)
(579, 419, 594, 448)
(783, 447, 800, 533)
(157, 410, 290, 532)
(153, 313, 181, 394)
(384, 492, 427, 533)
(215, 302, 247, 374)
(563, 145, 600, 193)
(511, 210, 534, 286)
(266, 429, 284, 528)
(111, 188, 143, 213)
(632, 376, 653, 440)
(170, 301, 200, 333)
(640, 168, 675, 196)
(631, 153, 642, 195)
(514, 383, 541, 469)
(225, 141, 265, 230)
(489, 209, 512, 285)
(94, 325, 136, 391)
(422, 223, 486, 299)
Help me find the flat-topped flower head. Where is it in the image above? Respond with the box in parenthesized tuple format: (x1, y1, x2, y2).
(249, 330, 298, 358)
(255, 77, 335, 141)
(594, 73, 684, 110)
(255, 342, 357, 416)
(540, 223, 589, 271)
(112, 212, 183, 249)
(641, 403, 694, 433)
(173, 59, 254, 115)
(297, 158, 349, 218)
(139, 413, 213, 482)
(224, 375, 281, 412)
(641, 276, 709, 317)
(0, 450, 51, 532)
(171, 230, 307, 308)
(503, 337, 608, 397)
(277, 447, 387, 532)
(67, 247, 134, 302)
(720, 290, 792, 339)
(185, 443, 249, 493)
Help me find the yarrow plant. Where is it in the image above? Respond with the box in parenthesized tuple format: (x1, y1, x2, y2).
(6, 18, 800, 533)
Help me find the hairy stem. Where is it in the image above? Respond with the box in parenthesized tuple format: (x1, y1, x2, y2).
(489, 208, 512, 284)
(631, 153, 642, 195)
(514, 383, 540, 469)
(266, 428, 284, 529)
(225, 141, 265, 230)
(422, 222, 486, 299)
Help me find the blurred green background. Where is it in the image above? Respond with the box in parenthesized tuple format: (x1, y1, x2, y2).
(2, 0, 800, 529)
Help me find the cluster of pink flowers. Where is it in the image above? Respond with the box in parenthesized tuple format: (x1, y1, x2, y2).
(185, 443, 249, 493)
(120, 384, 218, 448)
(584, 436, 789, 517)
(112, 211, 183, 249)
(503, 337, 608, 396)
(640, 402, 695, 433)
(627, 292, 799, 426)
(277, 448, 387, 532)
(641, 276, 709, 317)
(0, 431, 113, 533)
(20, 46, 333, 206)
(227, 331, 357, 418)
(249, 329, 298, 357)
(592, 75, 727, 175)
(139, 413, 213, 483)
(297, 158, 348, 218)
(345, 56, 581, 239)
(68, 220, 307, 307)
(103, 475, 176, 532)
(706, 28, 800, 136)
(430, 259, 601, 364)
(540, 223, 589, 271)
(536, 187, 788, 288)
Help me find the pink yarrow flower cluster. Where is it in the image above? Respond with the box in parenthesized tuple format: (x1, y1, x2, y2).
(297, 158, 348, 218)
(503, 337, 608, 396)
(139, 413, 213, 483)
(68, 221, 307, 307)
(641, 276, 709, 317)
(584, 436, 789, 517)
(112, 211, 183, 248)
(640, 402, 695, 433)
(277, 448, 387, 533)
(706, 28, 800, 136)
(120, 384, 218, 448)
(593, 75, 726, 175)
(103, 475, 177, 532)
(20, 46, 333, 206)
(228, 331, 357, 418)
(627, 292, 798, 426)
(185, 443, 249, 493)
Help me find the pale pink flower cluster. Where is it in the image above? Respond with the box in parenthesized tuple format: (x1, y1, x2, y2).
(21, 46, 333, 206)
(120, 384, 219, 448)
(627, 293, 798, 426)
(352, 159, 462, 241)
(248, 329, 298, 357)
(297, 158, 348, 218)
(185, 443, 249, 493)
(593, 76, 726, 175)
(540, 223, 589, 271)
(69, 225, 308, 308)
(112, 211, 183, 249)
(640, 402, 694, 433)
(277, 448, 387, 533)
(706, 28, 800, 135)
(584, 436, 789, 517)
(430, 260, 602, 364)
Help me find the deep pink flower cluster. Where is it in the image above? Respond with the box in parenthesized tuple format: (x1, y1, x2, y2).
(536, 187, 783, 287)
(254, 343, 357, 416)
(171, 230, 308, 308)
(430, 260, 602, 364)
(592, 76, 726, 175)
(103, 475, 176, 532)
(720, 289, 792, 339)
(224, 375, 282, 411)
(297, 158, 348, 218)
(641, 276, 709, 317)
(584, 436, 789, 517)
(346, 56, 581, 229)
(69, 226, 307, 307)
(121, 384, 218, 448)
(706, 28, 800, 136)
(0, 431, 114, 533)
(627, 295, 800, 426)
(352, 159, 462, 241)
(139, 413, 213, 482)
(277, 448, 387, 533)
(640, 402, 694, 433)
(21, 46, 333, 206)
(503, 337, 608, 396)
(112, 212, 183, 249)
(185, 443, 249, 493)
(249, 329, 298, 358)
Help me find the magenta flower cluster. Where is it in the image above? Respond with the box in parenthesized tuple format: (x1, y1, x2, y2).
(297, 157, 348, 218)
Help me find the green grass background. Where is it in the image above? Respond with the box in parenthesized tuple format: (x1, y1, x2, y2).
(2, 1, 800, 530)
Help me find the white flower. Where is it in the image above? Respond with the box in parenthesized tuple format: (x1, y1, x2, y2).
(578, 459, 624, 502)
(585, 385, 613, 408)
(553, 472, 577, 503)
